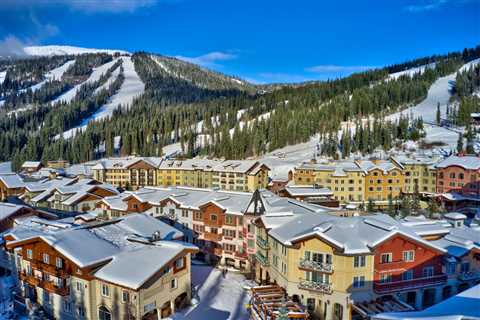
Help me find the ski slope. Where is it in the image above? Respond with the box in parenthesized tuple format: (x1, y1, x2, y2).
(22, 59, 76, 93)
(61, 56, 145, 139)
(94, 64, 121, 95)
(388, 63, 435, 80)
(24, 45, 129, 56)
(52, 58, 122, 105)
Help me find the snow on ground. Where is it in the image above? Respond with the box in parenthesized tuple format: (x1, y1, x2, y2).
(94, 64, 121, 95)
(24, 45, 129, 56)
(52, 58, 122, 105)
(388, 63, 436, 80)
(0, 71, 6, 84)
(170, 264, 250, 320)
(61, 56, 145, 139)
(21, 59, 76, 94)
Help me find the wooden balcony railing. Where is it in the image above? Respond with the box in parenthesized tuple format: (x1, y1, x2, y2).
(256, 252, 269, 267)
(256, 236, 270, 250)
(373, 274, 447, 294)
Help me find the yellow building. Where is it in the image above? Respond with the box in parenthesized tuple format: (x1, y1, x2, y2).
(356, 160, 404, 205)
(391, 155, 438, 195)
(294, 161, 365, 204)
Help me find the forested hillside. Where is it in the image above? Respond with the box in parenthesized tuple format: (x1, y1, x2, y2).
(0, 45, 479, 169)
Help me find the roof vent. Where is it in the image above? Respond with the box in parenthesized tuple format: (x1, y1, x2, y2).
(151, 230, 162, 241)
(314, 222, 332, 233)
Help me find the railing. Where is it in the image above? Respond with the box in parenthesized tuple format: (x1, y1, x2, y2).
(203, 232, 223, 242)
(459, 271, 480, 281)
(373, 274, 447, 294)
(255, 252, 269, 267)
(19, 272, 70, 296)
(298, 279, 333, 294)
(256, 236, 270, 250)
(299, 258, 333, 273)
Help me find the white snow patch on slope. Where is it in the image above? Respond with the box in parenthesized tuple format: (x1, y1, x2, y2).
(94, 64, 121, 95)
(22, 59, 76, 93)
(24, 45, 129, 56)
(52, 58, 121, 105)
(61, 56, 144, 139)
(0, 71, 6, 84)
(388, 63, 436, 80)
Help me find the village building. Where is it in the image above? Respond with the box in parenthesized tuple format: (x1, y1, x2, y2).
(4, 213, 197, 320)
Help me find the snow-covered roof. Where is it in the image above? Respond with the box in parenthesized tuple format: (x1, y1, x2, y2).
(92, 156, 163, 170)
(0, 162, 12, 174)
(284, 185, 333, 197)
(268, 213, 445, 254)
(373, 284, 480, 320)
(94, 241, 196, 290)
(444, 212, 467, 220)
(356, 160, 402, 173)
(0, 173, 25, 188)
(0, 203, 26, 221)
(21, 161, 42, 168)
(435, 155, 480, 170)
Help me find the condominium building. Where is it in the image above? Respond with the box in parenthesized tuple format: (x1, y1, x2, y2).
(254, 211, 452, 320)
(435, 155, 480, 196)
(356, 159, 404, 203)
(293, 161, 366, 203)
(392, 155, 438, 194)
(97, 186, 266, 269)
(4, 213, 197, 320)
(92, 156, 270, 192)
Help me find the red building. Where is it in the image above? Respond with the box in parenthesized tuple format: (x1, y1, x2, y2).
(435, 155, 480, 196)
(372, 232, 447, 309)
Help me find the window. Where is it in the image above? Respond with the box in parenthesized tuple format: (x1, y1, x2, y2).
(122, 290, 130, 303)
(403, 250, 415, 262)
(354, 256, 366, 268)
(225, 215, 234, 225)
(26, 249, 32, 259)
(171, 278, 178, 289)
(281, 246, 287, 256)
(43, 253, 49, 264)
(353, 276, 365, 288)
(281, 262, 287, 274)
(381, 253, 392, 264)
(380, 274, 392, 283)
(461, 262, 470, 273)
(76, 281, 83, 292)
(181, 209, 188, 217)
(77, 307, 85, 318)
(402, 270, 413, 280)
(194, 212, 202, 220)
(56, 257, 63, 268)
(210, 214, 217, 221)
(223, 244, 236, 252)
(175, 258, 184, 269)
(423, 266, 434, 278)
(446, 262, 456, 275)
(101, 284, 110, 297)
(223, 229, 236, 238)
(63, 300, 72, 313)
(98, 306, 111, 320)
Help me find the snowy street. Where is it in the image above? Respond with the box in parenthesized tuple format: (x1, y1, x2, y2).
(171, 264, 251, 320)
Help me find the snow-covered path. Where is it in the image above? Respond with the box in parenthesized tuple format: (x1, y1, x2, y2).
(388, 63, 435, 81)
(171, 264, 250, 320)
(61, 56, 145, 139)
(52, 58, 121, 105)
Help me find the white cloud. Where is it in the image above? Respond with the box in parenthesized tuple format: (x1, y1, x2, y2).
(306, 65, 376, 73)
(404, 0, 449, 12)
(175, 52, 237, 68)
(0, 35, 28, 56)
(0, 0, 157, 13)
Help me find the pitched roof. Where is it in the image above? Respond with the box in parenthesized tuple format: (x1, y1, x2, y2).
(0, 174, 25, 188)
(0, 203, 26, 221)
(435, 155, 480, 170)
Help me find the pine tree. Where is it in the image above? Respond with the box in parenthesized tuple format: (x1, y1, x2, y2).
(436, 102, 441, 125)
(457, 133, 464, 153)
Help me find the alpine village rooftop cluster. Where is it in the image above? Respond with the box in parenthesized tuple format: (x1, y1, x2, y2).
(0, 45, 479, 320)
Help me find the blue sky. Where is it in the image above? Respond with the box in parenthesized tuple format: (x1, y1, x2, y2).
(0, 0, 478, 83)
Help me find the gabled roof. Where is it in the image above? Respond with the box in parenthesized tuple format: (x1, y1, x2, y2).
(435, 155, 480, 170)
(0, 203, 27, 221)
(0, 174, 25, 188)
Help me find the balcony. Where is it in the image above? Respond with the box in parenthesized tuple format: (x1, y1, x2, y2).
(459, 271, 480, 281)
(203, 233, 223, 242)
(373, 274, 447, 294)
(256, 236, 270, 250)
(298, 258, 333, 273)
(298, 279, 333, 294)
(256, 252, 269, 267)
